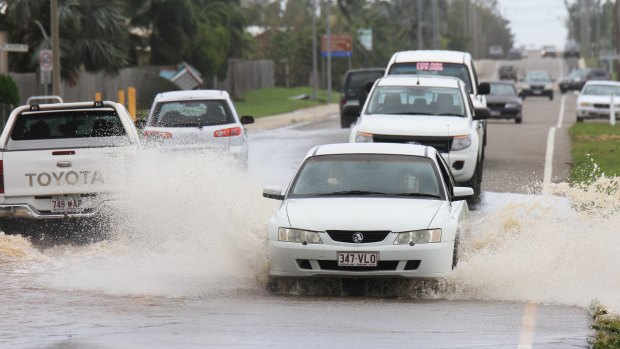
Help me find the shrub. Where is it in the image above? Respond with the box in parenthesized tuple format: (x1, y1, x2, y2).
(0, 74, 19, 106)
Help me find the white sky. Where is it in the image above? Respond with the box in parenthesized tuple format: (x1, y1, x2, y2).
(496, 0, 568, 49)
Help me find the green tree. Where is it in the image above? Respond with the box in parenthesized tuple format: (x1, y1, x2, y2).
(0, 74, 19, 106)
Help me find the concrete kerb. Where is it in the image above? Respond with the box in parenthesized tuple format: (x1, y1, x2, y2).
(245, 104, 339, 131)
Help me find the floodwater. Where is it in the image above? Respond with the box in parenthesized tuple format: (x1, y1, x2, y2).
(0, 145, 615, 347)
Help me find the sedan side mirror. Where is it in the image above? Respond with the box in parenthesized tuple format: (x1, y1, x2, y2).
(452, 186, 474, 201)
(478, 82, 490, 95)
(263, 185, 284, 200)
(241, 116, 255, 125)
(473, 107, 490, 120)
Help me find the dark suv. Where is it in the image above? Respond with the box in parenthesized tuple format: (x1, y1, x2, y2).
(339, 68, 385, 128)
(559, 68, 611, 93)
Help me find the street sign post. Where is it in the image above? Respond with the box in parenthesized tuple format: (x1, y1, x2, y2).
(321, 34, 353, 57)
(357, 29, 372, 51)
(0, 43, 29, 53)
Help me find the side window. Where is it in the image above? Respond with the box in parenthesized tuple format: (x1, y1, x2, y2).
(436, 153, 455, 197)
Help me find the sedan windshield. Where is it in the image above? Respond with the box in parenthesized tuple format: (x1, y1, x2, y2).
(490, 83, 517, 96)
(582, 84, 620, 96)
(150, 100, 234, 127)
(366, 86, 466, 117)
(289, 154, 443, 199)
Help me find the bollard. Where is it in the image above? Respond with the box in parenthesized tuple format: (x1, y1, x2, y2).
(611, 92, 616, 126)
(95, 92, 102, 101)
(127, 87, 137, 121)
(118, 90, 125, 106)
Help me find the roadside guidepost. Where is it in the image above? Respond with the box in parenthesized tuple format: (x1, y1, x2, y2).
(610, 92, 616, 126)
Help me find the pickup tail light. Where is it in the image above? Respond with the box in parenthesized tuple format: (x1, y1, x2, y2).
(143, 130, 173, 139)
(0, 160, 4, 194)
(214, 127, 243, 137)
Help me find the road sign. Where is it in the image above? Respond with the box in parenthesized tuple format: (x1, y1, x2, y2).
(0, 43, 28, 52)
(357, 29, 372, 51)
(321, 34, 352, 57)
(39, 50, 53, 72)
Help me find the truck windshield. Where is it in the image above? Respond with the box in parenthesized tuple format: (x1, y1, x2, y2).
(366, 86, 466, 117)
(388, 62, 473, 94)
(288, 154, 443, 199)
(11, 110, 126, 140)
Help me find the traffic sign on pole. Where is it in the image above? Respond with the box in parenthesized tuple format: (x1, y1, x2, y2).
(39, 50, 53, 72)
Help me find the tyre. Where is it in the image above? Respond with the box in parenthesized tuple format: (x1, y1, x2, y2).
(549, 93, 553, 101)
(340, 114, 356, 128)
(515, 116, 522, 124)
(465, 162, 482, 207)
(577, 116, 583, 123)
(452, 235, 460, 269)
(560, 88, 566, 94)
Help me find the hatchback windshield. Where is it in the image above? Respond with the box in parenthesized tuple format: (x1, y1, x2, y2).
(366, 86, 466, 116)
(489, 83, 517, 96)
(388, 62, 473, 93)
(582, 84, 620, 96)
(289, 154, 443, 199)
(150, 100, 234, 127)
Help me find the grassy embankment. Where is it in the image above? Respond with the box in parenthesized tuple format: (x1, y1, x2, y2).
(234, 87, 339, 118)
(570, 124, 620, 348)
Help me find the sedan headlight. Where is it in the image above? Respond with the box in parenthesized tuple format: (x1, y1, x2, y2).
(394, 229, 442, 245)
(505, 103, 520, 108)
(355, 132, 374, 143)
(579, 102, 592, 107)
(451, 134, 472, 151)
(278, 228, 323, 244)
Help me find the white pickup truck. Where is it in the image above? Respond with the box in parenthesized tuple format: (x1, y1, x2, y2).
(0, 101, 140, 219)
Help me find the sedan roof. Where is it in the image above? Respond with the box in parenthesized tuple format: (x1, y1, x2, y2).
(306, 143, 436, 159)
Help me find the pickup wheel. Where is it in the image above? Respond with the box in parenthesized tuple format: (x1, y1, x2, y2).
(515, 114, 522, 124)
(465, 162, 483, 207)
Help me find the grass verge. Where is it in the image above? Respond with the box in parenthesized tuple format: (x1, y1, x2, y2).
(591, 301, 620, 349)
(234, 87, 339, 118)
(569, 123, 620, 183)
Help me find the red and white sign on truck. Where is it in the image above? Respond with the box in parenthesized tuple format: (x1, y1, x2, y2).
(0, 101, 140, 219)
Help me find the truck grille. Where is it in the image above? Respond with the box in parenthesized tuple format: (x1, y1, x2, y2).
(372, 135, 452, 153)
(326, 230, 391, 243)
(487, 102, 505, 108)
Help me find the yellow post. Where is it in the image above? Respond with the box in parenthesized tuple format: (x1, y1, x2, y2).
(127, 87, 137, 121)
(118, 89, 125, 106)
(95, 92, 102, 101)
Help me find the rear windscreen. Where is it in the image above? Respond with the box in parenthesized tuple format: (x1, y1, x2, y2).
(11, 110, 126, 141)
(345, 71, 385, 93)
(149, 100, 235, 127)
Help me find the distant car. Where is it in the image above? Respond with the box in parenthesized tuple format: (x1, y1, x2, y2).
(143, 90, 254, 164)
(541, 45, 557, 58)
(519, 71, 554, 100)
(498, 65, 518, 81)
(488, 45, 504, 59)
(576, 81, 620, 123)
(262, 142, 473, 279)
(339, 68, 385, 128)
(506, 48, 523, 60)
(564, 43, 580, 58)
(485, 81, 523, 123)
(559, 68, 611, 94)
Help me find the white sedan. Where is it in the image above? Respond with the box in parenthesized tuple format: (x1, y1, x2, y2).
(262, 143, 473, 279)
(576, 81, 620, 123)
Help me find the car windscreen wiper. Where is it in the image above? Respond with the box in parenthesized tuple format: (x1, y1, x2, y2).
(393, 193, 442, 199)
(320, 190, 389, 196)
(433, 113, 465, 117)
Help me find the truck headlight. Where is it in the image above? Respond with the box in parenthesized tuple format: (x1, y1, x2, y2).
(278, 228, 323, 244)
(394, 229, 442, 244)
(451, 134, 472, 151)
(579, 102, 592, 107)
(355, 132, 374, 143)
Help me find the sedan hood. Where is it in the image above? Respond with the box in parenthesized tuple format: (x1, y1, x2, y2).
(285, 197, 443, 232)
(578, 95, 620, 104)
(358, 115, 471, 137)
(486, 95, 520, 104)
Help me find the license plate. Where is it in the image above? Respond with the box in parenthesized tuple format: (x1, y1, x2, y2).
(490, 110, 501, 116)
(533, 90, 542, 94)
(51, 196, 84, 213)
(337, 252, 379, 267)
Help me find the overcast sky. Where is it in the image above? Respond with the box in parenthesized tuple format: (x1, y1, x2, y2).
(496, 0, 569, 49)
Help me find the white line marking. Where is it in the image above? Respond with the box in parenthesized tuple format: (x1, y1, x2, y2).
(543, 95, 566, 194)
(517, 302, 537, 349)
(491, 60, 500, 81)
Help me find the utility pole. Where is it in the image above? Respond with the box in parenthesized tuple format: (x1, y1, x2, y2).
(326, 0, 332, 103)
(311, 0, 318, 100)
(51, 0, 61, 96)
(417, 0, 423, 49)
(432, 0, 439, 49)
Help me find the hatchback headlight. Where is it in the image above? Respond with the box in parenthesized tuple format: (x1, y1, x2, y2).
(278, 228, 323, 244)
(451, 134, 472, 151)
(394, 229, 442, 244)
(355, 132, 374, 143)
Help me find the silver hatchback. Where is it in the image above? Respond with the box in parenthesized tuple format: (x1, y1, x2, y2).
(143, 90, 254, 164)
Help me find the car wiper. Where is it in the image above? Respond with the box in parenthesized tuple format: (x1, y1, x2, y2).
(433, 113, 464, 117)
(394, 193, 442, 199)
(320, 190, 389, 196)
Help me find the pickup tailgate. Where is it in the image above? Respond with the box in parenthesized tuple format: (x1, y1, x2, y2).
(3, 147, 131, 197)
